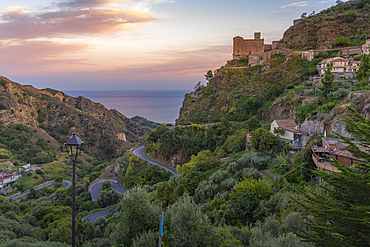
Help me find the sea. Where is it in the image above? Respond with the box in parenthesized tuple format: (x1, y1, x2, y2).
(64, 90, 191, 124)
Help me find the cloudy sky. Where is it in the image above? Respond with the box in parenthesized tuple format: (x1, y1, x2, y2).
(0, 0, 341, 90)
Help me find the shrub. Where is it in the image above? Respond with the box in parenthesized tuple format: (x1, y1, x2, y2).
(333, 36, 351, 47)
(35, 169, 44, 176)
(0, 104, 6, 110)
(230, 177, 273, 200)
(342, 11, 356, 22)
(328, 88, 349, 100)
(55, 176, 63, 183)
(17, 98, 23, 104)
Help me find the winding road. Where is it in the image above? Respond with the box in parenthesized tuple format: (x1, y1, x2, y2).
(83, 148, 175, 223)
(89, 180, 126, 201)
(9, 180, 72, 200)
(133, 146, 177, 174)
(82, 179, 126, 223)
(81, 206, 115, 223)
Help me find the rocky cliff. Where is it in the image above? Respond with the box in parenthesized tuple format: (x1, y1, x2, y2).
(0, 76, 157, 159)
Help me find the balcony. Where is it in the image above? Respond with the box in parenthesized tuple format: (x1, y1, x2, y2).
(312, 154, 340, 173)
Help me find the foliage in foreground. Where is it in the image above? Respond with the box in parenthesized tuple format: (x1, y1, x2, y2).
(294, 107, 370, 246)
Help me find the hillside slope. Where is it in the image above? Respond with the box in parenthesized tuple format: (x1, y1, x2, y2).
(0, 76, 157, 160)
(176, 54, 315, 124)
(279, 0, 370, 50)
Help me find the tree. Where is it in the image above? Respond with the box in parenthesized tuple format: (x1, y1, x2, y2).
(231, 191, 264, 226)
(251, 127, 280, 152)
(28, 188, 37, 199)
(204, 70, 213, 81)
(333, 36, 351, 47)
(301, 12, 307, 19)
(55, 176, 63, 183)
(165, 194, 226, 246)
(101, 180, 111, 191)
(97, 189, 120, 208)
(273, 127, 285, 138)
(356, 54, 370, 81)
(294, 107, 370, 246)
(194, 81, 202, 90)
(318, 63, 334, 97)
(111, 186, 160, 246)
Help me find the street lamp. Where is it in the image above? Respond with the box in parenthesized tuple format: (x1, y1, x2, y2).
(64, 132, 83, 247)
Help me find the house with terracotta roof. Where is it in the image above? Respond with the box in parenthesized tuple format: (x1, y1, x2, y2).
(311, 137, 368, 175)
(270, 119, 302, 151)
(317, 57, 355, 79)
(0, 173, 19, 189)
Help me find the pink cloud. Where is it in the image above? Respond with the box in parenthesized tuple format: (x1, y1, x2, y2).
(98, 44, 231, 78)
(0, 6, 156, 40)
(0, 40, 90, 74)
(56, 0, 118, 8)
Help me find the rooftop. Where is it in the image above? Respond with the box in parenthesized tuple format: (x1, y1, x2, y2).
(274, 119, 301, 134)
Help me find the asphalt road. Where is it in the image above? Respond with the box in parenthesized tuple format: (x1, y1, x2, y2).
(81, 206, 115, 223)
(9, 180, 72, 200)
(133, 146, 177, 174)
(89, 180, 126, 202)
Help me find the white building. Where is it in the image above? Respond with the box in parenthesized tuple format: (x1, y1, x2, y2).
(0, 173, 21, 189)
(318, 57, 349, 76)
(270, 119, 302, 151)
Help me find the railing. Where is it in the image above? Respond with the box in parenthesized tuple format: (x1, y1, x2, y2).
(312, 155, 340, 173)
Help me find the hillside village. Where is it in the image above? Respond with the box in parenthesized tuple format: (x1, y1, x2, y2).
(0, 0, 370, 246)
(228, 31, 370, 176)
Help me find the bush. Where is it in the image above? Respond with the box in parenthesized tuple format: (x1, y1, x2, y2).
(333, 36, 351, 47)
(55, 176, 63, 183)
(35, 169, 44, 176)
(343, 11, 356, 22)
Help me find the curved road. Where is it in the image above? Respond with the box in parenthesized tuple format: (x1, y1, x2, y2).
(89, 179, 126, 202)
(9, 180, 72, 200)
(81, 206, 115, 223)
(83, 179, 126, 223)
(133, 146, 177, 174)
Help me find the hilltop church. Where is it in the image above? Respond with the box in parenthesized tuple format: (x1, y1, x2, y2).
(232, 32, 278, 66)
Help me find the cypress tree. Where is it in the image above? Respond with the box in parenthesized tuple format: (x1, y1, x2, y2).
(356, 54, 370, 81)
(293, 107, 370, 246)
(318, 62, 334, 97)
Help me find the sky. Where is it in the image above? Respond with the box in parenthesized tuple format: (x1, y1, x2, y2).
(0, 0, 343, 91)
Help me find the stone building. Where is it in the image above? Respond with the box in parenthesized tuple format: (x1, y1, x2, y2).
(233, 32, 265, 60)
(232, 32, 279, 66)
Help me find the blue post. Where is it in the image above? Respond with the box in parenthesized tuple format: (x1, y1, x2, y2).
(159, 212, 163, 247)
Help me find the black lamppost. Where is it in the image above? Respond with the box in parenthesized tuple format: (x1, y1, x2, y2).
(64, 132, 83, 247)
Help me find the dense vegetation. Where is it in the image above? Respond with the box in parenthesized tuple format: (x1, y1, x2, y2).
(177, 54, 320, 124)
(280, 0, 370, 50)
(0, 122, 54, 164)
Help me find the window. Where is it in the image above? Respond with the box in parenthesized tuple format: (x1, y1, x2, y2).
(237, 50, 239, 53)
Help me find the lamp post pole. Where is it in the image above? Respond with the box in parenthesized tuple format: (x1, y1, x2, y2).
(72, 157, 76, 247)
(64, 133, 84, 247)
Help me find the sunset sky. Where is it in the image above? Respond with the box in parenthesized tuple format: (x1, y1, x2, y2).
(0, 0, 342, 90)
